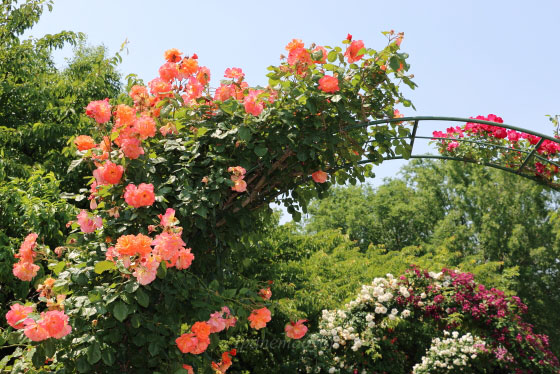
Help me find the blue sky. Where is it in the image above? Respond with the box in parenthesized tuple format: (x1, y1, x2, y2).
(28, 0, 560, 196)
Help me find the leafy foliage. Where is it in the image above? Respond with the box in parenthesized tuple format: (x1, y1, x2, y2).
(0, 1, 122, 368)
(0, 170, 76, 324)
(0, 0, 122, 191)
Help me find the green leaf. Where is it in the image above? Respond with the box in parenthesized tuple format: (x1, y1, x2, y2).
(238, 126, 252, 142)
(88, 291, 102, 303)
(311, 49, 325, 62)
(101, 350, 116, 366)
(157, 262, 167, 279)
(94, 260, 116, 274)
(87, 343, 101, 365)
(389, 56, 401, 70)
(131, 314, 141, 328)
(208, 280, 219, 290)
(254, 145, 268, 157)
(148, 341, 160, 356)
(49, 261, 65, 275)
(136, 289, 150, 308)
(220, 99, 238, 115)
(305, 99, 317, 114)
(195, 206, 208, 218)
(32, 346, 46, 368)
(222, 288, 236, 298)
(112, 301, 129, 322)
(327, 50, 338, 62)
(76, 357, 91, 373)
(125, 282, 139, 293)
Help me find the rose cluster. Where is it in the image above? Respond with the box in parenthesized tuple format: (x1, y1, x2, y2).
(432, 114, 560, 181)
(105, 208, 194, 285)
(12, 233, 40, 281)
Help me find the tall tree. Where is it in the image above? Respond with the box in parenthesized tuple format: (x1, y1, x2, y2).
(0, 0, 122, 191)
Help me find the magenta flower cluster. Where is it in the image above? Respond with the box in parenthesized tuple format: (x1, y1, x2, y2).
(432, 114, 560, 180)
(396, 266, 559, 373)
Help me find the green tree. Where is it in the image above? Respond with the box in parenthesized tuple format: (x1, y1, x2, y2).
(305, 180, 442, 251)
(0, 0, 121, 191)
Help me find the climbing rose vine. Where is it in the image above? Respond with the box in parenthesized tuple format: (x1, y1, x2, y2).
(2, 32, 415, 373)
(432, 114, 560, 186)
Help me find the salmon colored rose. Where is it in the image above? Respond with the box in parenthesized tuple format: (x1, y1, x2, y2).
(6, 303, 33, 329)
(12, 261, 39, 282)
(318, 75, 339, 93)
(344, 40, 365, 63)
(243, 90, 264, 116)
(41, 310, 72, 339)
(164, 48, 182, 63)
(248, 307, 271, 330)
(74, 135, 96, 151)
(76, 210, 103, 233)
(159, 62, 179, 82)
(124, 183, 155, 208)
(134, 115, 156, 140)
(312, 170, 328, 183)
(100, 161, 124, 185)
(23, 320, 49, 342)
(212, 349, 236, 373)
(86, 98, 111, 124)
(285, 319, 308, 339)
(285, 38, 304, 52)
(258, 287, 272, 300)
(115, 234, 153, 257)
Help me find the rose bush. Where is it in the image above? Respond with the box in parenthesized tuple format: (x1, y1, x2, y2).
(1, 32, 415, 373)
(432, 114, 560, 186)
(299, 267, 559, 373)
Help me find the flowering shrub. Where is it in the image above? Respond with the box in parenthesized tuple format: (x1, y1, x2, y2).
(432, 114, 560, 186)
(412, 332, 488, 374)
(1, 32, 414, 373)
(299, 267, 559, 373)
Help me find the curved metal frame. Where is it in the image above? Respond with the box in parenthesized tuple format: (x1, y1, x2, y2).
(346, 116, 560, 189)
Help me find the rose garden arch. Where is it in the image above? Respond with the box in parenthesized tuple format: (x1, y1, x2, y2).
(345, 116, 560, 190)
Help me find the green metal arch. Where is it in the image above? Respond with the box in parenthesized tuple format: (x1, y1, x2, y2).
(347, 116, 560, 190)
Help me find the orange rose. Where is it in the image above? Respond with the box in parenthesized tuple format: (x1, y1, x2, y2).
(312, 170, 328, 183)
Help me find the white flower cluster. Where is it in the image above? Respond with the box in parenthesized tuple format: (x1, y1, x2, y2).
(304, 274, 413, 373)
(412, 331, 486, 374)
(318, 309, 364, 351)
(345, 274, 411, 324)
